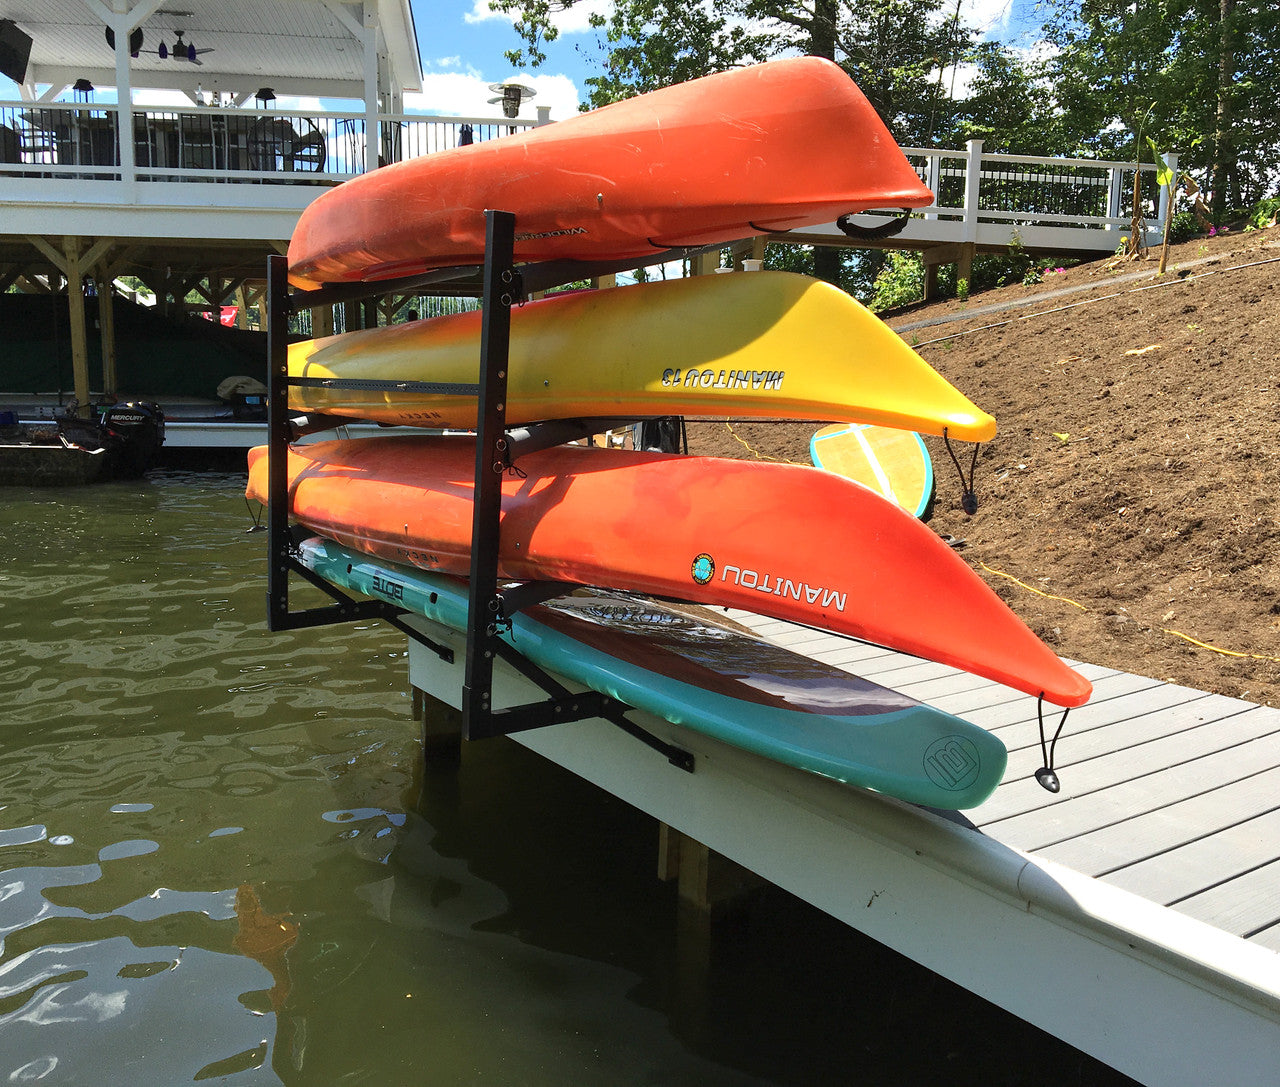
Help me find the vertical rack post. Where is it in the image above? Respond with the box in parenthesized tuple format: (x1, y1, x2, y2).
(265, 252, 293, 631)
(463, 210, 516, 737)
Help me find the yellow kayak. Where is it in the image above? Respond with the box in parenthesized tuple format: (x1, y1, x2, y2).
(289, 271, 997, 442)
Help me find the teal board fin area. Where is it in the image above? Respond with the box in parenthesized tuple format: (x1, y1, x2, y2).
(810, 423, 935, 520)
(298, 536, 1007, 809)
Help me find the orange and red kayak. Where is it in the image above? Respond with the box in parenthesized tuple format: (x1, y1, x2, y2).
(247, 437, 1091, 707)
(288, 57, 933, 289)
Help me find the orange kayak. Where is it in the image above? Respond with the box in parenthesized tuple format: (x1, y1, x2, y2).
(288, 57, 933, 289)
(247, 437, 1091, 707)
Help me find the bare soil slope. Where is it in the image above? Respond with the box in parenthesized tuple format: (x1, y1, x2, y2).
(686, 227, 1280, 706)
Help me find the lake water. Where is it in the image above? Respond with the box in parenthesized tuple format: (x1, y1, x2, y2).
(0, 469, 1135, 1085)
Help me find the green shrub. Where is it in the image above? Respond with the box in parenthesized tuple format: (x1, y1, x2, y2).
(1245, 196, 1280, 231)
(1167, 210, 1206, 244)
(868, 251, 925, 312)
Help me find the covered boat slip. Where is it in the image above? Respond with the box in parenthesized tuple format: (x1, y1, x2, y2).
(404, 610, 1280, 1087)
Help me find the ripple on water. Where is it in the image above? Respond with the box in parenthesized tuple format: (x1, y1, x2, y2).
(0, 938, 278, 1085)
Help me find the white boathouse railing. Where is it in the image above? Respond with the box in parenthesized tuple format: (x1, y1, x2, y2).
(802, 138, 1177, 254)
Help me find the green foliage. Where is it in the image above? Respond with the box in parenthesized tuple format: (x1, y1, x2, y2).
(950, 41, 1066, 154)
(867, 251, 924, 313)
(575, 0, 766, 108)
(1245, 196, 1280, 231)
(490, 0, 972, 143)
(1167, 210, 1208, 244)
(1148, 138, 1174, 189)
(1042, 0, 1280, 214)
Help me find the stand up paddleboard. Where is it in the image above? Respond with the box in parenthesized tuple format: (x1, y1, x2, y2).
(811, 423, 936, 519)
(289, 272, 995, 441)
(247, 437, 1091, 707)
(288, 57, 933, 289)
(296, 535, 1008, 809)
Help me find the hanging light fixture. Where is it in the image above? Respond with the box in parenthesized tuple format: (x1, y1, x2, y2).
(72, 78, 94, 101)
(255, 87, 276, 109)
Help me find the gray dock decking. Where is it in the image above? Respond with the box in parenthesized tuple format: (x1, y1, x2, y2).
(735, 612, 1280, 953)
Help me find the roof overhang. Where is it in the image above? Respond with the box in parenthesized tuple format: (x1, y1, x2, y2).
(1, 0, 422, 100)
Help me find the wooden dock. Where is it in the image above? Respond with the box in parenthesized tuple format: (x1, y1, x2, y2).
(404, 610, 1280, 1086)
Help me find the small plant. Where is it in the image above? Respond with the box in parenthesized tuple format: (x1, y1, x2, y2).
(1245, 196, 1280, 231)
(957, 277, 969, 301)
(867, 251, 925, 313)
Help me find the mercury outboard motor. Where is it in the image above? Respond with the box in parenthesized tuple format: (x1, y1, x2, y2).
(101, 400, 165, 477)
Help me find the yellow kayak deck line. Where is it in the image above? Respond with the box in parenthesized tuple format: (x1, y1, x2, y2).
(289, 271, 997, 442)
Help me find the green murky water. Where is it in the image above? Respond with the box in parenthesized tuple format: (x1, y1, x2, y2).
(0, 470, 1134, 1085)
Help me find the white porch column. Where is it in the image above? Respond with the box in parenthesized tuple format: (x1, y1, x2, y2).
(962, 138, 983, 245)
(363, 6, 380, 172)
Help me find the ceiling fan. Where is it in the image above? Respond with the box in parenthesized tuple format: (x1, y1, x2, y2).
(157, 30, 213, 63)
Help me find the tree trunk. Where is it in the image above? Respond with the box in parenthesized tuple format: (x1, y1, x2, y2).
(810, 0, 837, 60)
(810, 0, 840, 286)
(1210, 0, 1235, 221)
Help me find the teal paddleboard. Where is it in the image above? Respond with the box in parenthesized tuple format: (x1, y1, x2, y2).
(298, 536, 1007, 809)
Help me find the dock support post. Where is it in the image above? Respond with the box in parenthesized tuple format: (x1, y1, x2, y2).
(62, 238, 92, 417)
(412, 685, 463, 763)
(922, 241, 976, 302)
(97, 269, 117, 394)
(658, 824, 764, 916)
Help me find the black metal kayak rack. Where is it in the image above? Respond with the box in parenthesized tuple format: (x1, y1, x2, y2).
(264, 211, 698, 770)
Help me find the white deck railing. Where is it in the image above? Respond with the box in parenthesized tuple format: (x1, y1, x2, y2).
(0, 100, 543, 186)
(903, 139, 1175, 238)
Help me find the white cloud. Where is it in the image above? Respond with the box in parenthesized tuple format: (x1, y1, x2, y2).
(962, 0, 1014, 37)
(408, 70, 581, 121)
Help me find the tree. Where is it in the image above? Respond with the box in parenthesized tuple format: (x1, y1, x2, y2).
(573, 0, 768, 107)
(1043, 0, 1280, 217)
(493, 0, 969, 142)
(951, 41, 1068, 155)
(491, 0, 972, 288)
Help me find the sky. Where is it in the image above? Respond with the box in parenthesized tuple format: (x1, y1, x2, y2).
(0, 0, 1038, 119)
(406, 0, 1035, 121)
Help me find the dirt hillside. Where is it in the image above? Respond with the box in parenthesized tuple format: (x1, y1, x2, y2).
(685, 226, 1280, 707)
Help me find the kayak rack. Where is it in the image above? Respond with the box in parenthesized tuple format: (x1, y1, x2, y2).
(263, 215, 701, 772)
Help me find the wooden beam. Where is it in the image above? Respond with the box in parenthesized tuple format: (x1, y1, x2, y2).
(62, 238, 92, 417)
(691, 249, 721, 276)
(0, 266, 28, 292)
(29, 236, 114, 414)
(97, 278, 117, 394)
(921, 242, 971, 267)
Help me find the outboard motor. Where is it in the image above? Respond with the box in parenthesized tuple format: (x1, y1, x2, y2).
(101, 400, 165, 477)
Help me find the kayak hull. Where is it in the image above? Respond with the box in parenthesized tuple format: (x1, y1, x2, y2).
(247, 437, 1090, 707)
(289, 272, 996, 442)
(288, 58, 933, 289)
